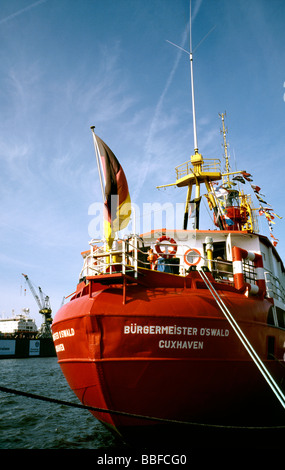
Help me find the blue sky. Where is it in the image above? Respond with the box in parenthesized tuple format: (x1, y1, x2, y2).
(0, 0, 285, 325)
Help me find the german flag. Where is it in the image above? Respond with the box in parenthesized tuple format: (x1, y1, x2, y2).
(95, 135, 131, 249)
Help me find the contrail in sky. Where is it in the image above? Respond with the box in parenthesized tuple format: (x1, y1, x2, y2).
(131, 25, 189, 203)
(133, 0, 203, 202)
(0, 0, 47, 25)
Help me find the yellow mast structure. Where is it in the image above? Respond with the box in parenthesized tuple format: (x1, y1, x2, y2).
(157, 5, 257, 233)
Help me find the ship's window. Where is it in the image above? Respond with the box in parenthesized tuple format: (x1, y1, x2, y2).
(277, 307, 285, 329)
(267, 307, 275, 326)
(267, 336, 275, 359)
(267, 306, 285, 329)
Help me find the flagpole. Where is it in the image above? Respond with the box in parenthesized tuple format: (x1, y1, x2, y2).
(90, 126, 105, 202)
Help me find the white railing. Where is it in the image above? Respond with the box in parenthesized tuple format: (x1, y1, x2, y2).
(264, 271, 285, 303)
(80, 237, 139, 279)
(79, 235, 198, 280)
(78, 235, 245, 286)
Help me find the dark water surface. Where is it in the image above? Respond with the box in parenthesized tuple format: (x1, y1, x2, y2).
(0, 357, 125, 449)
(0, 357, 282, 465)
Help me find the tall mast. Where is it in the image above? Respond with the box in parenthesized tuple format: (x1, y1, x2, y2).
(160, 2, 219, 230)
(189, 0, 198, 154)
(182, 0, 202, 230)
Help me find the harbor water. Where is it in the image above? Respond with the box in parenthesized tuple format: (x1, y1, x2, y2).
(0, 357, 282, 459)
(0, 357, 125, 449)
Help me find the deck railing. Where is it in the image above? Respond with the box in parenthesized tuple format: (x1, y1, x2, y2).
(264, 270, 285, 303)
(80, 235, 285, 303)
(80, 235, 197, 280)
(175, 158, 221, 180)
(78, 236, 284, 302)
(79, 235, 236, 284)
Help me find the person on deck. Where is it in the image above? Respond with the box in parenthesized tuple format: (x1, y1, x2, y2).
(155, 255, 172, 273)
(147, 248, 158, 270)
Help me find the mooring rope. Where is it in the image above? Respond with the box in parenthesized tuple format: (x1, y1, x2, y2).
(198, 269, 285, 410)
(0, 385, 284, 430)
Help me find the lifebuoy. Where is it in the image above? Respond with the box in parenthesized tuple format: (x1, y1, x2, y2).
(155, 236, 177, 259)
(184, 248, 201, 266)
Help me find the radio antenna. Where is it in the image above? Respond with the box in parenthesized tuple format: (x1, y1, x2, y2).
(166, 1, 215, 154)
(189, 0, 198, 153)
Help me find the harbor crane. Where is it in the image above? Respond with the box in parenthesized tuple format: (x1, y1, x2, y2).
(22, 273, 53, 338)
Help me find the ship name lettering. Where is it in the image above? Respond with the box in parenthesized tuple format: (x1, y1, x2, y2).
(124, 324, 229, 339)
(124, 324, 197, 336)
(55, 343, 65, 352)
(53, 328, 75, 341)
(159, 340, 203, 350)
(200, 328, 229, 337)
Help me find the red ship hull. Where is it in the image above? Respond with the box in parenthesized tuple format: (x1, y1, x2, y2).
(52, 269, 285, 446)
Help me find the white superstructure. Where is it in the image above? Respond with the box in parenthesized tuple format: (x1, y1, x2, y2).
(0, 308, 38, 335)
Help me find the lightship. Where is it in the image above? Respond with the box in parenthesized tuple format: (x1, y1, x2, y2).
(52, 8, 285, 447)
